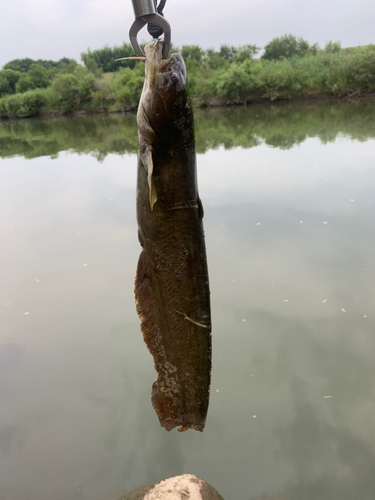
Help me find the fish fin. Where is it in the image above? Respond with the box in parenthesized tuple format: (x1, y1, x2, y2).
(197, 194, 204, 220)
(146, 148, 158, 210)
(138, 106, 158, 145)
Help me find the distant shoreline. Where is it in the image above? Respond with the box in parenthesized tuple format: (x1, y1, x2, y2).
(1, 92, 374, 122)
(2, 41, 375, 120)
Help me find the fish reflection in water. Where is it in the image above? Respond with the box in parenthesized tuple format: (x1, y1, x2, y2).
(134, 40, 212, 432)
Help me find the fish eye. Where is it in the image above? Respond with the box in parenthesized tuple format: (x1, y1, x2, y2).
(170, 72, 179, 83)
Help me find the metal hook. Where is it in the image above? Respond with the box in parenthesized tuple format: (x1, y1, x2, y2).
(129, 0, 171, 59)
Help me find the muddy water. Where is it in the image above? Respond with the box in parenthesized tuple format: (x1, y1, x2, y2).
(1, 101, 375, 500)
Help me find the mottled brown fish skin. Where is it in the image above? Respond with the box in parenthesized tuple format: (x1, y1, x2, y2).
(134, 40, 211, 432)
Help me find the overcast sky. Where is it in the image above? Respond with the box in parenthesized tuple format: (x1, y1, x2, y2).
(1, 0, 374, 67)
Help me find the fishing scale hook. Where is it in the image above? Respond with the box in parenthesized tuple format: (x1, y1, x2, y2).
(129, 0, 171, 59)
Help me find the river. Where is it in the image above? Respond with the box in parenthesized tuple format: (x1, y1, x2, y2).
(1, 100, 375, 500)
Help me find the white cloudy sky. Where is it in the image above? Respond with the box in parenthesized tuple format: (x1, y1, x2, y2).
(1, 0, 374, 67)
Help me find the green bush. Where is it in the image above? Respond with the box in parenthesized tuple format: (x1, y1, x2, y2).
(0, 95, 9, 116)
(5, 89, 47, 117)
(325, 40, 342, 54)
(0, 69, 22, 95)
(216, 64, 250, 102)
(234, 45, 260, 63)
(347, 45, 375, 91)
(15, 74, 32, 93)
(5, 93, 23, 115)
(50, 67, 95, 112)
(254, 60, 289, 99)
(181, 45, 205, 64)
(15, 64, 50, 93)
(205, 49, 229, 70)
(262, 34, 319, 61)
(0, 75, 12, 96)
(81, 43, 136, 73)
(27, 64, 50, 88)
(112, 64, 145, 109)
(90, 79, 116, 110)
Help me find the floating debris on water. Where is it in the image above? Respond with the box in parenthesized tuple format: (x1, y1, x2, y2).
(242, 319, 247, 322)
(24, 312, 30, 315)
(324, 395, 333, 399)
(322, 299, 327, 303)
(83, 264, 88, 267)
(323, 221, 328, 224)
(35, 279, 40, 283)
(341, 308, 346, 313)
(284, 299, 289, 303)
(216, 389, 219, 393)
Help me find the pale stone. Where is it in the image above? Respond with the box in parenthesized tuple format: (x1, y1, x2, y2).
(120, 474, 224, 500)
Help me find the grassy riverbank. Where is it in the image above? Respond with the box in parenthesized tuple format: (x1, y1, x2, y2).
(1, 39, 375, 119)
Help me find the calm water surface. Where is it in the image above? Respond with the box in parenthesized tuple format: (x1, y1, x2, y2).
(1, 101, 375, 500)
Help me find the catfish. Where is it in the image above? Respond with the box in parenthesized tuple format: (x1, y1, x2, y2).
(134, 40, 212, 432)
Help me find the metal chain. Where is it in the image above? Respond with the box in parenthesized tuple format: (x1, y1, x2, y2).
(147, 0, 167, 38)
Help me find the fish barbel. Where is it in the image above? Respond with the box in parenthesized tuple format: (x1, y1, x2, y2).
(134, 40, 212, 432)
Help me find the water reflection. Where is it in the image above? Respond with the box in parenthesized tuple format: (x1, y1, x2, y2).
(0, 102, 375, 500)
(1, 100, 375, 159)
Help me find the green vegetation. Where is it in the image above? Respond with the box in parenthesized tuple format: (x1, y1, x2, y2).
(1, 100, 375, 160)
(3, 57, 78, 73)
(262, 34, 319, 60)
(1, 36, 375, 119)
(80, 43, 137, 74)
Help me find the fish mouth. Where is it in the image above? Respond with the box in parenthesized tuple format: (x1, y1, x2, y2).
(144, 40, 171, 87)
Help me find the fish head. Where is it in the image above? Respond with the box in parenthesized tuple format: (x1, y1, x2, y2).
(138, 40, 191, 145)
(144, 39, 187, 94)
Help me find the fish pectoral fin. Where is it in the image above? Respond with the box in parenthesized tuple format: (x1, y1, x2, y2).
(146, 148, 157, 211)
(140, 144, 158, 211)
(138, 106, 158, 145)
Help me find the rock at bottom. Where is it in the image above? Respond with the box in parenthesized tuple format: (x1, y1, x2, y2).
(120, 474, 224, 500)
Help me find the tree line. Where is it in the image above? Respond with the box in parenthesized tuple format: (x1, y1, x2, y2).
(0, 35, 374, 119)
